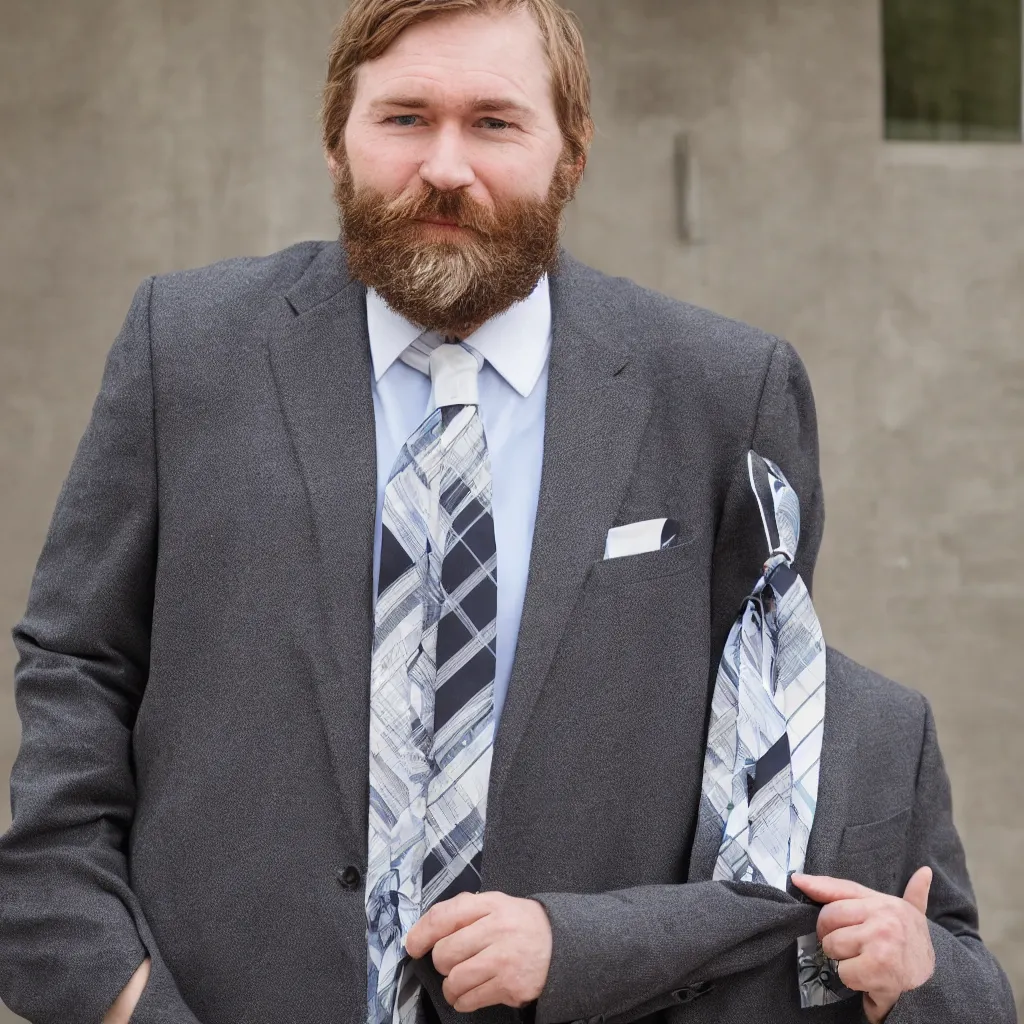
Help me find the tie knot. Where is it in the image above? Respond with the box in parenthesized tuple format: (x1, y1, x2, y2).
(429, 342, 481, 408)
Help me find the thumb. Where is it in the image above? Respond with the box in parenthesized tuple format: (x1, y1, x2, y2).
(902, 865, 933, 915)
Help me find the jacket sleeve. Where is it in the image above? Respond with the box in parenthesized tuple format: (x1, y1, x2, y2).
(527, 338, 826, 1024)
(885, 699, 1016, 1024)
(0, 278, 202, 1024)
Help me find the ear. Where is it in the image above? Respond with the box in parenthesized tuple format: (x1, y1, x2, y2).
(562, 153, 587, 202)
(566, 151, 587, 194)
(325, 149, 342, 180)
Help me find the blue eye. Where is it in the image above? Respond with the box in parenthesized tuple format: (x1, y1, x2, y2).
(389, 115, 421, 127)
(479, 118, 510, 131)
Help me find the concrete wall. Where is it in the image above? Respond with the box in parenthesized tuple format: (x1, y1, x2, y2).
(1, 0, 1020, 1018)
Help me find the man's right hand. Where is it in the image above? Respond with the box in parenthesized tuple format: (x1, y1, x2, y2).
(102, 957, 151, 1024)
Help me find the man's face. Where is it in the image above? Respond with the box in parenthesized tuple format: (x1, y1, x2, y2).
(329, 8, 580, 336)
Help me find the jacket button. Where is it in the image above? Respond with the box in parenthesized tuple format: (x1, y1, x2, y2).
(338, 865, 362, 890)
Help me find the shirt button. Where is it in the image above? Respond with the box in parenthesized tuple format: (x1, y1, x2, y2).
(338, 865, 362, 890)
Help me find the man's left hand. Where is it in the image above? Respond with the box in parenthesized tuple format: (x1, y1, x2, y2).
(792, 867, 936, 1024)
(405, 891, 553, 1012)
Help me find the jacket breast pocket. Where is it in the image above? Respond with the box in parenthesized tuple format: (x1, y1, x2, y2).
(586, 532, 697, 589)
(835, 807, 912, 895)
(566, 530, 709, 734)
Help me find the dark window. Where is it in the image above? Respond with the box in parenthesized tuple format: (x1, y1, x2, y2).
(884, 0, 1022, 141)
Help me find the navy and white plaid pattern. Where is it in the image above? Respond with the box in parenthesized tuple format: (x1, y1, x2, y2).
(366, 340, 497, 1024)
(698, 452, 854, 1008)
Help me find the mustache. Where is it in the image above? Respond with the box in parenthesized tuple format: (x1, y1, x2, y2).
(375, 184, 500, 236)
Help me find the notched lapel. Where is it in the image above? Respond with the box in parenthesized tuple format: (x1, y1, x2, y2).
(484, 255, 653, 836)
(264, 243, 378, 818)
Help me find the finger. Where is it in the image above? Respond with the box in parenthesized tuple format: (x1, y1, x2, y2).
(441, 953, 499, 1010)
(792, 873, 876, 904)
(452, 979, 505, 1013)
(837, 952, 901, 1003)
(821, 922, 871, 962)
(835, 953, 871, 993)
(817, 898, 871, 940)
(430, 914, 494, 977)
(405, 893, 492, 959)
(902, 866, 933, 915)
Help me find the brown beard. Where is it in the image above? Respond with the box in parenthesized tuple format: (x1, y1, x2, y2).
(333, 155, 576, 337)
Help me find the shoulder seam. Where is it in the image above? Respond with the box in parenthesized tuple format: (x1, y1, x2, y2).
(747, 335, 783, 454)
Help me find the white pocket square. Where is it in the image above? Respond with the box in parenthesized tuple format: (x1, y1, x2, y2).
(603, 518, 683, 559)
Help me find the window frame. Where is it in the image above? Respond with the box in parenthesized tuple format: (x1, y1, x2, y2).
(882, 0, 1023, 145)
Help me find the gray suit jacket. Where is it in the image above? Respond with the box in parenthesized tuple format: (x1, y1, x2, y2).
(0, 242, 1013, 1024)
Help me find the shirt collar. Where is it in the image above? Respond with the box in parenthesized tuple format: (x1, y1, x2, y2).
(366, 274, 552, 399)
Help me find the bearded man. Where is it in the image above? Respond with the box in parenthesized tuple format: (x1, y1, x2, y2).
(0, 2, 1013, 1024)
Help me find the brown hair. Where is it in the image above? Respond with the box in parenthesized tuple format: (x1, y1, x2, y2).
(321, 0, 594, 169)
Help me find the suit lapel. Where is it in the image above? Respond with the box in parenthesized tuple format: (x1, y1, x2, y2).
(265, 243, 378, 822)
(484, 253, 653, 833)
(263, 244, 661, 884)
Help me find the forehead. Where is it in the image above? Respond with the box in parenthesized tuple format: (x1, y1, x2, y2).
(354, 8, 553, 109)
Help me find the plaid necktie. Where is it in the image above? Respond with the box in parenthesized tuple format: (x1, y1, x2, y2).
(698, 451, 854, 1008)
(366, 340, 498, 1024)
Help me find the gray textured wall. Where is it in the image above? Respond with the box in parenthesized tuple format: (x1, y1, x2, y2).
(1, 0, 1020, 1019)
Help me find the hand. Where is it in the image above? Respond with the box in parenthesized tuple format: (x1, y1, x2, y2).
(404, 891, 552, 1012)
(102, 956, 151, 1024)
(792, 867, 935, 1023)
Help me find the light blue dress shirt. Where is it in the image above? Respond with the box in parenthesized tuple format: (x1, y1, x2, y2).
(367, 277, 551, 727)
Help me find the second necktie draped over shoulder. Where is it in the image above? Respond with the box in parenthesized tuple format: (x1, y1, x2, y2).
(698, 451, 855, 1009)
(366, 340, 498, 1024)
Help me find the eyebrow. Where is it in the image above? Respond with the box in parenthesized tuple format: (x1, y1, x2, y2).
(369, 95, 534, 118)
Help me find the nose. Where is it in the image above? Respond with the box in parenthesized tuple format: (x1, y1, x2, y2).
(418, 124, 475, 193)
